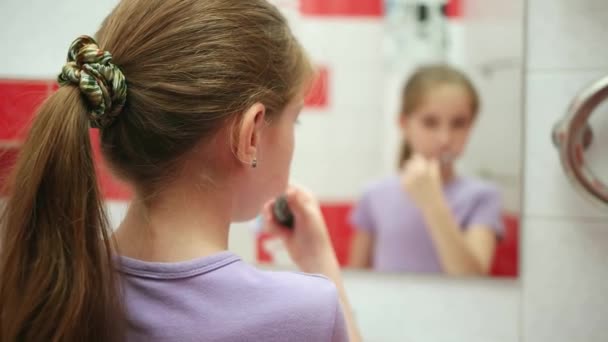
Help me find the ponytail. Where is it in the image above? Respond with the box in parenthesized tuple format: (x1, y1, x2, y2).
(0, 37, 125, 342)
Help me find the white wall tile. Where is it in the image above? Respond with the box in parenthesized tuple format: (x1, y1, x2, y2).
(0, 0, 120, 78)
(525, 70, 608, 219)
(527, 0, 608, 71)
(344, 273, 520, 342)
(523, 217, 608, 342)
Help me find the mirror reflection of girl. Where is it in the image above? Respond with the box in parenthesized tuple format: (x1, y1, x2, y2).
(0, 1, 360, 341)
(349, 65, 504, 276)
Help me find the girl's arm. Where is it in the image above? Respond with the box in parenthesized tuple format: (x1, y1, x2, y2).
(402, 155, 498, 276)
(262, 186, 363, 342)
(420, 199, 497, 275)
(349, 230, 374, 269)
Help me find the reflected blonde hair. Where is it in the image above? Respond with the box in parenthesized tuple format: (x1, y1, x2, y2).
(398, 64, 479, 167)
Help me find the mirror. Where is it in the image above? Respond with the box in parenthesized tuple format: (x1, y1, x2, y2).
(246, 0, 524, 277)
(0, 0, 523, 278)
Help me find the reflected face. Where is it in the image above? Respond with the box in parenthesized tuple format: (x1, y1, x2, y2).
(400, 84, 475, 163)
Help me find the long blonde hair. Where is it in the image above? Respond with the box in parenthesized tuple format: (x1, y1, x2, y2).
(398, 64, 479, 167)
(0, 0, 312, 341)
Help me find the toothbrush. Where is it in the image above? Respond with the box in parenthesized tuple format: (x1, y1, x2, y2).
(273, 195, 294, 229)
(439, 152, 453, 165)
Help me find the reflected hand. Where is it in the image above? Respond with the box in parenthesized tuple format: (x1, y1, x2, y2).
(401, 154, 444, 210)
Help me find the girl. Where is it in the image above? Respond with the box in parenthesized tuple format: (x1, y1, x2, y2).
(349, 65, 504, 276)
(0, 0, 360, 341)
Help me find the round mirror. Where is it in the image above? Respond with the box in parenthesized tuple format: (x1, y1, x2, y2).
(553, 75, 608, 205)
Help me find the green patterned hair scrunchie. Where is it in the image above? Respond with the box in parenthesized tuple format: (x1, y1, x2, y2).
(58, 35, 127, 129)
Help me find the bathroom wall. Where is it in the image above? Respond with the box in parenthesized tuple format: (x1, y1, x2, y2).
(523, 0, 608, 341)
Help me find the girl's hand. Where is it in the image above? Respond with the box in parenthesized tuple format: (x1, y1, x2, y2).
(261, 185, 339, 274)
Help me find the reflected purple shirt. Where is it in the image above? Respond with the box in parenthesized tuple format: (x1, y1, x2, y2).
(350, 175, 503, 273)
(119, 251, 348, 341)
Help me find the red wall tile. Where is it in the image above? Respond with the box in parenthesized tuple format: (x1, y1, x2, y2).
(0, 78, 131, 201)
(0, 80, 53, 141)
(0, 143, 20, 195)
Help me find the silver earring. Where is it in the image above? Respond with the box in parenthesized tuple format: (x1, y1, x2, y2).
(252, 158, 257, 168)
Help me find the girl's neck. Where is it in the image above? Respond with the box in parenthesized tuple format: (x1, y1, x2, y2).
(114, 180, 232, 263)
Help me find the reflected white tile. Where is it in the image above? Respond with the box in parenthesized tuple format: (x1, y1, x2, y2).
(525, 70, 608, 218)
(331, 67, 384, 108)
(523, 217, 608, 342)
(106, 200, 129, 230)
(463, 67, 524, 212)
(291, 142, 383, 199)
(292, 104, 383, 199)
(228, 221, 256, 264)
(456, 21, 524, 67)
(527, 0, 608, 70)
(295, 19, 384, 66)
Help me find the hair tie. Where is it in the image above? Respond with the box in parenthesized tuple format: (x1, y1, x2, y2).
(58, 35, 127, 128)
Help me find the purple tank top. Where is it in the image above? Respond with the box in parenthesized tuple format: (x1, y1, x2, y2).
(118, 251, 348, 341)
(350, 175, 504, 273)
